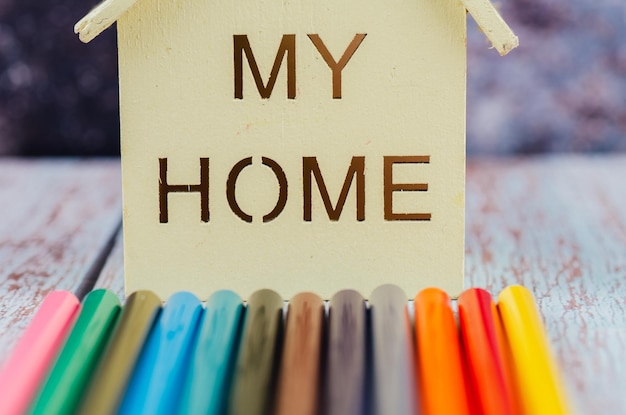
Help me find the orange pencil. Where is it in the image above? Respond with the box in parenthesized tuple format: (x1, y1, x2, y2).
(458, 288, 518, 415)
(414, 288, 470, 415)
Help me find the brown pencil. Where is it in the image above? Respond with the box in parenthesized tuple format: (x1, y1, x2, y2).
(274, 292, 324, 415)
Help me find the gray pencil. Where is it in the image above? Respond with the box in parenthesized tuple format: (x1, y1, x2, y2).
(369, 284, 417, 415)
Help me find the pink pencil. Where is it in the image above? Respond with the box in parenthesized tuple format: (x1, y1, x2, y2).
(0, 290, 80, 415)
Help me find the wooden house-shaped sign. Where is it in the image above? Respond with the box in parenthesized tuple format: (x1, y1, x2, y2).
(76, 0, 517, 299)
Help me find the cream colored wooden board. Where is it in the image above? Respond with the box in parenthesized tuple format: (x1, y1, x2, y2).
(0, 160, 122, 367)
(118, 0, 466, 300)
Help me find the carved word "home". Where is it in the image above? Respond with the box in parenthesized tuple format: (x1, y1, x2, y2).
(234, 34, 367, 99)
(159, 156, 431, 223)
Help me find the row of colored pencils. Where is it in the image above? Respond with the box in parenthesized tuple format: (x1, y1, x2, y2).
(0, 285, 571, 415)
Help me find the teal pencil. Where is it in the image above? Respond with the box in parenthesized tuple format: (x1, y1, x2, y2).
(29, 289, 121, 415)
(179, 290, 245, 415)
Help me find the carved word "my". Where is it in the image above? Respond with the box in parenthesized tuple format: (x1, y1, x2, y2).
(158, 156, 431, 224)
(234, 34, 367, 99)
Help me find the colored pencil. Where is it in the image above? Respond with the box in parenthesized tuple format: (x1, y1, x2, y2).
(0, 290, 80, 415)
(458, 288, 518, 415)
(118, 291, 203, 415)
(323, 289, 367, 415)
(178, 290, 245, 415)
(275, 292, 324, 415)
(497, 285, 571, 415)
(29, 289, 121, 415)
(76, 290, 161, 415)
(414, 287, 471, 415)
(369, 284, 417, 415)
(228, 289, 284, 415)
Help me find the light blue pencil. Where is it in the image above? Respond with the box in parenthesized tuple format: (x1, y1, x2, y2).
(118, 291, 203, 415)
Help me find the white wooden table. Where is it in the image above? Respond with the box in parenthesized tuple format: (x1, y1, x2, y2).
(0, 156, 625, 414)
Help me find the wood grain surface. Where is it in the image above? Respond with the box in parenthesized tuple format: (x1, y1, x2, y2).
(94, 230, 125, 299)
(0, 159, 121, 366)
(1, 156, 625, 414)
(465, 156, 626, 414)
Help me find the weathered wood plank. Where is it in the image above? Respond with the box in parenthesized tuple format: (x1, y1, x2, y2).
(0, 159, 121, 367)
(3, 156, 626, 414)
(93, 230, 125, 300)
(466, 155, 626, 415)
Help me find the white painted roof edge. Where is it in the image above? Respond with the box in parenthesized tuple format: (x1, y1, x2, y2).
(75, 0, 519, 55)
(460, 0, 519, 55)
(74, 0, 139, 43)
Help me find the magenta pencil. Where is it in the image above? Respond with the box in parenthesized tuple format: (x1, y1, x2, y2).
(0, 291, 80, 415)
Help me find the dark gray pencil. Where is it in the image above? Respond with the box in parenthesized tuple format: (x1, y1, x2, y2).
(323, 289, 367, 415)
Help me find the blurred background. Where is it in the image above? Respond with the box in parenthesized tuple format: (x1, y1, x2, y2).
(0, 0, 624, 156)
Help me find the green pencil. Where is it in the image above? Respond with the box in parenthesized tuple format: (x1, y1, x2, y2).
(28, 289, 121, 415)
(76, 290, 161, 415)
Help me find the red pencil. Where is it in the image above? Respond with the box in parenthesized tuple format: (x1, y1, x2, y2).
(458, 288, 519, 415)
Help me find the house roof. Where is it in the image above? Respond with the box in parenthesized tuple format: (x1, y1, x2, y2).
(75, 0, 519, 55)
